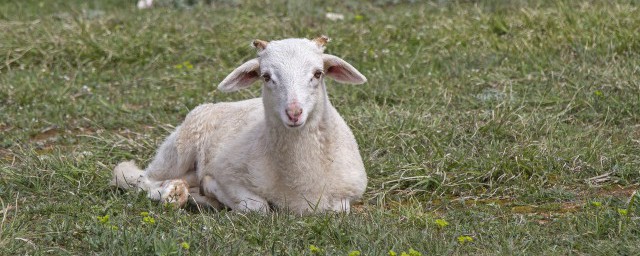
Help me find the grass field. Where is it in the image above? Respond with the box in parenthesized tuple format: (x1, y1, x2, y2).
(1, 0, 639, 254)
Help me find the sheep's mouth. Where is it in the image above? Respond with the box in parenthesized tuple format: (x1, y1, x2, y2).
(284, 120, 305, 128)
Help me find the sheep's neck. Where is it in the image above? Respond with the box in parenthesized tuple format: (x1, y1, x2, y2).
(264, 99, 334, 164)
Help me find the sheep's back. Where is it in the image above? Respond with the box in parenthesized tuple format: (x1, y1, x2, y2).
(175, 98, 264, 159)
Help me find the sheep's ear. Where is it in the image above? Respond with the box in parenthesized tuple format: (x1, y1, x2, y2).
(322, 54, 367, 84)
(218, 58, 260, 92)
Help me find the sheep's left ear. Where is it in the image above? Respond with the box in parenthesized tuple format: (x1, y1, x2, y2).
(322, 54, 367, 84)
(218, 58, 260, 92)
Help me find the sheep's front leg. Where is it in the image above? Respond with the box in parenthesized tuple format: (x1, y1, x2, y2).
(200, 175, 269, 213)
(138, 127, 198, 208)
(113, 161, 189, 208)
(144, 129, 197, 185)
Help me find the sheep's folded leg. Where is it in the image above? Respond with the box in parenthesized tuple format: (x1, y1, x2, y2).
(188, 187, 224, 209)
(200, 175, 269, 213)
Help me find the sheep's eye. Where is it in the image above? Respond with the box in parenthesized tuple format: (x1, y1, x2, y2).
(262, 74, 271, 82)
(313, 71, 323, 79)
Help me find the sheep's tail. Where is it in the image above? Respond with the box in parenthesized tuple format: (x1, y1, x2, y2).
(111, 161, 146, 190)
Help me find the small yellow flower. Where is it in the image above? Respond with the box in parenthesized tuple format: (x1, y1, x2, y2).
(618, 208, 628, 216)
(111, 225, 118, 231)
(97, 215, 110, 224)
(388, 250, 397, 256)
(140, 211, 149, 217)
(435, 219, 449, 228)
(309, 245, 321, 254)
(348, 250, 361, 256)
(175, 64, 183, 69)
(181, 242, 190, 250)
(401, 252, 409, 256)
(591, 201, 602, 207)
(457, 235, 474, 244)
(593, 90, 603, 97)
(143, 216, 156, 224)
(354, 14, 364, 21)
(408, 249, 422, 256)
(183, 61, 194, 69)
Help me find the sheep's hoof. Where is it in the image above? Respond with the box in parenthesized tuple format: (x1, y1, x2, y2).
(160, 179, 189, 208)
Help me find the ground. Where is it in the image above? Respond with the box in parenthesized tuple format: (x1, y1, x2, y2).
(1, 0, 639, 255)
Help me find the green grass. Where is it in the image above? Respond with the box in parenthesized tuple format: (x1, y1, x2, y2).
(1, 0, 640, 254)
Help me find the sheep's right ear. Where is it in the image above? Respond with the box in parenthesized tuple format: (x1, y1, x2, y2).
(217, 58, 260, 92)
(323, 54, 367, 85)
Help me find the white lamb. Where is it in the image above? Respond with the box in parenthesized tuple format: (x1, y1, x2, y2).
(111, 36, 368, 214)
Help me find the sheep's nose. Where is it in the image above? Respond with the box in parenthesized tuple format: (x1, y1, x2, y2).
(286, 103, 303, 122)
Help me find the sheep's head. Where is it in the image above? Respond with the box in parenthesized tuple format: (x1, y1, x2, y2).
(218, 36, 367, 129)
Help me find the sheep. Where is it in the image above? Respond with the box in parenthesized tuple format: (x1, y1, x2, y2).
(111, 36, 368, 214)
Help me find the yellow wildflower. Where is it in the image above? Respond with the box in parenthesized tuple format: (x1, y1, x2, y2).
(309, 245, 321, 254)
(618, 208, 628, 216)
(97, 215, 109, 224)
(408, 249, 422, 256)
(143, 216, 156, 224)
(457, 235, 474, 244)
(435, 219, 449, 228)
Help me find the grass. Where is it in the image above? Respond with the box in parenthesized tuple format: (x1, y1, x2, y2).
(1, 0, 639, 254)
